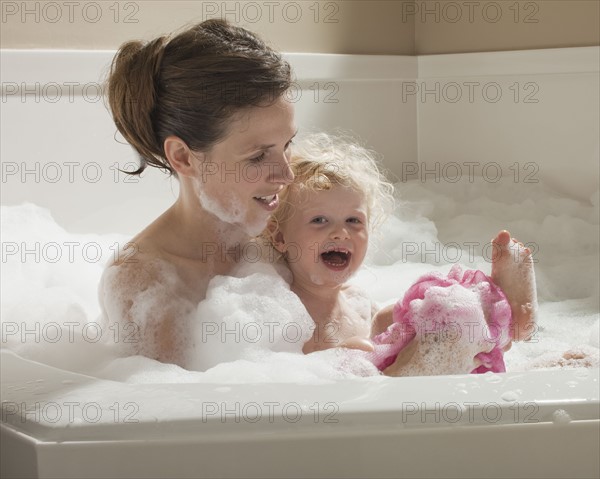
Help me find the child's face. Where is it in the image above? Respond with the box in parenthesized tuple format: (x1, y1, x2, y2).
(275, 184, 369, 287)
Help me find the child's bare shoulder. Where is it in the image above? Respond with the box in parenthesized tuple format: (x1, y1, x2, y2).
(342, 283, 368, 298)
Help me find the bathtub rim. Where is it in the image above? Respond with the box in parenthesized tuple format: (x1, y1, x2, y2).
(1, 349, 599, 444)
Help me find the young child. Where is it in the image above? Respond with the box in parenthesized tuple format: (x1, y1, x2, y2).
(266, 133, 538, 376)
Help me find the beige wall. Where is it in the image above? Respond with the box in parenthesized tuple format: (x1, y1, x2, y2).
(0, 1, 414, 54)
(416, 0, 600, 54)
(0, 1, 598, 54)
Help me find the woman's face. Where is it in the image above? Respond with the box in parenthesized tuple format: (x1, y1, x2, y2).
(192, 96, 297, 236)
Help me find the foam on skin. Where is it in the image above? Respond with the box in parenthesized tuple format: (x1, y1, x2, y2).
(195, 181, 266, 238)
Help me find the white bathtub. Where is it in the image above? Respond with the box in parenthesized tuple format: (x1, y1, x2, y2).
(2, 349, 599, 479)
(1, 48, 599, 478)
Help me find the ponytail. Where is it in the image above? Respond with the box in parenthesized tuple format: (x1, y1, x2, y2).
(106, 19, 291, 176)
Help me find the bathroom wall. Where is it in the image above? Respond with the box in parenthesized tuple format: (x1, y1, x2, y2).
(0, 50, 419, 234)
(3, 46, 598, 234)
(415, 47, 600, 202)
(414, 0, 600, 54)
(1, 1, 598, 54)
(1, 1, 598, 231)
(0, 1, 414, 54)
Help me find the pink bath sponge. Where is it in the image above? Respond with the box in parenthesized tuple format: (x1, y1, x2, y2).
(369, 265, 512, 375)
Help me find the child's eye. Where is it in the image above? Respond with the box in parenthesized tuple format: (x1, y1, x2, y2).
(310, 216, 327, 224)
(347, 217, 363, 224)
(285, 139, 294, 150)
(249, 152, 266, 163)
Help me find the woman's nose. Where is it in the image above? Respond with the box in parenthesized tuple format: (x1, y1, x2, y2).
(269, 153, 294, 185)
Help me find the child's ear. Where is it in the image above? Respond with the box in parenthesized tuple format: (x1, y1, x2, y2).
(266, 220, 286, 253)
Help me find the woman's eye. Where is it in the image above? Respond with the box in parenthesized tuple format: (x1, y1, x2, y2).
(250, 152, 266, 163)
(285, 139, 294, 150)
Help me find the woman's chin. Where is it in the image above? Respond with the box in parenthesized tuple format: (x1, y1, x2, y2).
(240, 214, 270, 238)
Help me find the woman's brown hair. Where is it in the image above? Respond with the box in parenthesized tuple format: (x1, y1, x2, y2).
(107, 19, 292, 176)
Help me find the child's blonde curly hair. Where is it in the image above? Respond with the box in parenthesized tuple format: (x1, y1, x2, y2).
(265, 132, 395, 253)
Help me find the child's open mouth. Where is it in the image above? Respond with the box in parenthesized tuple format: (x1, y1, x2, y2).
(320, 249, 351, 270)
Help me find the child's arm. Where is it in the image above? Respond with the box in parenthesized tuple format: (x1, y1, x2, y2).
(334, 285, 378, 352)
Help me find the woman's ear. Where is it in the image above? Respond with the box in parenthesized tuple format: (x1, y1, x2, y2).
(164, 136, 203, 177)
(266, 219, 286, 253)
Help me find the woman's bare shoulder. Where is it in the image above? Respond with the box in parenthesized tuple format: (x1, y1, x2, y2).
(99, 236, 180, 302)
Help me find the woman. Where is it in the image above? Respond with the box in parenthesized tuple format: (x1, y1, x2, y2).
(100, 19, 297, 365)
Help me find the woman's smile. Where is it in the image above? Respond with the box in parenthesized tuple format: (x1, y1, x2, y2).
(253, 192, 281, 211)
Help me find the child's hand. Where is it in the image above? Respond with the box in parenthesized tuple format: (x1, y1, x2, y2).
(370, 305, 394, 338)
(382, 337, 419, 376)
(338, 336, 375, 352)
(382, 332, 493, 377)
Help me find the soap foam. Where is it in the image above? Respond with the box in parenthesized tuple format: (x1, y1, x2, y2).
(186, 267, 315, 371)
(194, 175, 267, 238)
(1, 178, 598, 382)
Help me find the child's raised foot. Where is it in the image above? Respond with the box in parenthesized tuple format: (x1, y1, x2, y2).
(490, 230, 538, 341)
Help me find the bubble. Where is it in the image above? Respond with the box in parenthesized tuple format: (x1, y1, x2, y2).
(484, 373, 503, 384)
(552, 409, 572, 424)
(195, 179, 266, 238)
(186, 267, 316, 372)
(501, 390, 520, 402)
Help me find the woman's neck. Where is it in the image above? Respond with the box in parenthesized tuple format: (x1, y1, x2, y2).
(157, 189, 252, 264)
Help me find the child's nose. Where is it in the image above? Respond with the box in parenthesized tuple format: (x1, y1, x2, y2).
(330, 225, 350, 240)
